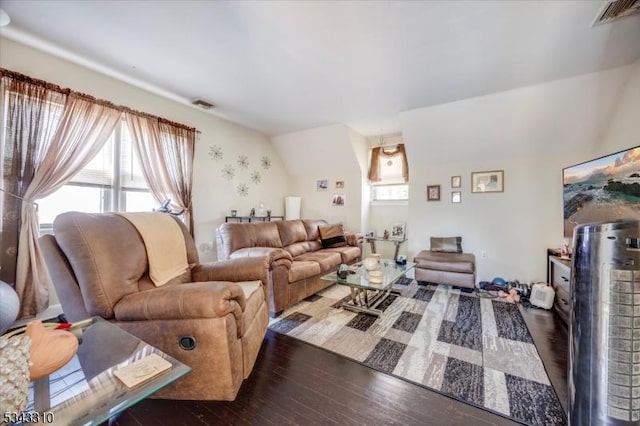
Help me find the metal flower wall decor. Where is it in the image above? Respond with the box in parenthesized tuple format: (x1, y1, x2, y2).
(210, 148, 271, 198)
(208, 145, 224, 161)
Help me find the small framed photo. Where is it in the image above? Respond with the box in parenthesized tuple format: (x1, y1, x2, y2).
(426, 185, 441, 201)
(317, 179, 328, 191)
(451, 176, 461, 188)
(390, 222, 406, 240)
(332, 194, 345, 206)
(452, 191, 461, 203)
(335, 181, 344, 189)
(471, 170, 504, 193)
(364, 231, 375, 238)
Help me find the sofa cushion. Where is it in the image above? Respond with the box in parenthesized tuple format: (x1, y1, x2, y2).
(53, 212, 149, 318)
(303, 219, 328, 241)
(289, 261, 322, 283)
(294, 251, 342, 271)
(430, 236, 463, 253)
(323, 246, 361, 264)
(319, 224, 348, 248)
(284, 241, 318, 257)
(414, 250, 475, 274)
(276, 220, 308, 247)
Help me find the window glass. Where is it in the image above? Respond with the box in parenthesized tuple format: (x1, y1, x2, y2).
(38, 120, 155, 225)
(372, 184, 409, 201)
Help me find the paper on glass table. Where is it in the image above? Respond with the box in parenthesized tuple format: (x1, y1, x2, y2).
(114, 353, 171, 389)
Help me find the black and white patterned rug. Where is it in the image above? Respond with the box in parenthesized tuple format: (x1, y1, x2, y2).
(269, 279, 566, 426)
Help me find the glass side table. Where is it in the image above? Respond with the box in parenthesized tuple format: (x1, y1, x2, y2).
(22, 317, 190, 426)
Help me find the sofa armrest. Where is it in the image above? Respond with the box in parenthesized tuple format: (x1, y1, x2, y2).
(114, 281, 245, 323)
(345, 232, 363, 247)
(192, 256, 271, 282)
(229, 247, 293, 269)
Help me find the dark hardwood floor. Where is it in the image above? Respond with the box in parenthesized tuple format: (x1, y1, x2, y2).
(112, 306, 568, 426)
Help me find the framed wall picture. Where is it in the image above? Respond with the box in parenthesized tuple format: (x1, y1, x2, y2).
(451, 176, 461, 188)
(471, 170, 504, 193)
(332, 194, 345, 206)
(427, 185, 441, 201)
(335, 181, 344, 189)
(452, 191, 461, 203)
(390, 222, 406, 240)
(317, 179, 328, 191)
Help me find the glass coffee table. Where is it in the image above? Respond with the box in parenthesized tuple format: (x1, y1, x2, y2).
(24, 317, 191, 425)
(321, 259, 416, 316)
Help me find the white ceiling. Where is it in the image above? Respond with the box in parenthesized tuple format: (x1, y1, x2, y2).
(1, 1, 639, 137)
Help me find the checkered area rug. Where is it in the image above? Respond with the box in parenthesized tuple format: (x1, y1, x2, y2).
(269, 279, 566, 426)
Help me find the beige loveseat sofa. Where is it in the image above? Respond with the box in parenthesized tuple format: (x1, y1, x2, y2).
(40, 212, 269, 401)
(216, 219, 363, 317)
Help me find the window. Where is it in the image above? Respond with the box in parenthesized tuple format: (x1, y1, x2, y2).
(38, 120, 156, 226)
(368, 143, 409, 202)
(372, 184, 409, 201)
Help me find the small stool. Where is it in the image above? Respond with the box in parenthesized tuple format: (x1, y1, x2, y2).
(413, 250, 476, 288)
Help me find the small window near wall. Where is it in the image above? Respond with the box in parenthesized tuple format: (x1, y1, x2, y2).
(372, 184, 409, 201)
(368, 143, 409, 202)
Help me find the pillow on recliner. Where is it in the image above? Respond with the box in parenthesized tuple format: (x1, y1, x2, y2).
(430, 236, 463, 253)
(319, 224, 348, 248)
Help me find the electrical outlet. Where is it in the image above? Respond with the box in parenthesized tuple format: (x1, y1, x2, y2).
(481, 250, 488, 259)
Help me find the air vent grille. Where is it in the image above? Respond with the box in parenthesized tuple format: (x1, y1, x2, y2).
(191, 98, 215, 109)
(593, 0, 640, 25)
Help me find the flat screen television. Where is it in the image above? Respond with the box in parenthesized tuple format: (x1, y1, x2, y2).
(563, 146, 640, 238)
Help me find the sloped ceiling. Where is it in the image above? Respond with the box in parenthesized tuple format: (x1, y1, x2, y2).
(1, 1, 639, 136)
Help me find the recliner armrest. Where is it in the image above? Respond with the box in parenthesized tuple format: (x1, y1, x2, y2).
(345, 232, 363, 247)
(114, 281, 245, 327)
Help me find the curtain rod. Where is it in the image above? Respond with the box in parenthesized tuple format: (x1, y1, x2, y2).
(0, 68, 198, 134)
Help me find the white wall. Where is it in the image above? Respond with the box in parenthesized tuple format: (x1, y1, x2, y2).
(599, 59, 640, 156)
(399, 65, 634, 283)
(271, 124, 364, 232)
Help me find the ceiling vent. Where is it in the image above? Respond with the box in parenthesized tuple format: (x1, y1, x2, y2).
(593, 0, 640, 25)
(191, 98, 215, 109)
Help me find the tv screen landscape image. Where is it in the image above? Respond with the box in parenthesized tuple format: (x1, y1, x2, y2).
(563, 146, 640, 238)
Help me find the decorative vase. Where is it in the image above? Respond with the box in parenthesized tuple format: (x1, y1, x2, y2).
(0, 335, 31, 414)
(364, 257, 380, 271)
(0, 280, 20, 335)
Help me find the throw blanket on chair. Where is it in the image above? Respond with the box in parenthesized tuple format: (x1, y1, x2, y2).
(116, 212, 189, 286)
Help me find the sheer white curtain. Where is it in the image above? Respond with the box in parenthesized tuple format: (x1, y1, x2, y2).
(15, 94, 121, 317)
(125, 113, 195, 234)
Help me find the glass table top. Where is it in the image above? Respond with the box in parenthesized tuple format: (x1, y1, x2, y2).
(23, 317, 190, 426)
(321, 259, 416, 290)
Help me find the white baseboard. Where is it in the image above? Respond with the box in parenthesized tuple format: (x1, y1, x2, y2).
(11, 303, 64, 328)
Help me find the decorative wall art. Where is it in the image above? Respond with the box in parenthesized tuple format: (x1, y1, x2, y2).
(208, 145, 224, 161)
(451, 176, 461, 188)
(317, 179, 328, 191)
(237, 183, 248, 197)
(261, 156, 271, 169)
(427, 185, 441, 201)
(471, 170, 504, 193)
(452, 191, 461, 203)
(237, 155, 249, 169)
(335, 181, 344, 189)
(332, 194, 345, 206)
(210, 145, 272, 198)
(222, 165, 235, 180)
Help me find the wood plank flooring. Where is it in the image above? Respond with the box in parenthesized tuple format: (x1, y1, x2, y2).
(112, 306, 568, 426)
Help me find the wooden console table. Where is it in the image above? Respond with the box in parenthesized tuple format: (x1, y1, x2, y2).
(366, 237, 407, 260)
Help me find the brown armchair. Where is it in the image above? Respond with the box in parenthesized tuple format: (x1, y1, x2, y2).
(39, 212, 269, 401)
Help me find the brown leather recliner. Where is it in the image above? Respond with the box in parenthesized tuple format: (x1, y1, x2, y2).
(39, 211, 269, 401)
